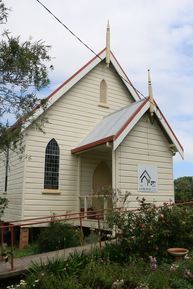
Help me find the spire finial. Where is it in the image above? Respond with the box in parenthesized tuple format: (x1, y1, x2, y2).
(106, 20, 110, 67)
(148, 69, 155, 118)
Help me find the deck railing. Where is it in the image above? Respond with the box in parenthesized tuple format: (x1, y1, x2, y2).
(79, 194, 113, 220)
(0, 206, 116, 272)
(1, 200, 193, 272)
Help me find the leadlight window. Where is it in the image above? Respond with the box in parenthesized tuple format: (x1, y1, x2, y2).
(100, 79, 107, 103)
(44, 139, 60, 189)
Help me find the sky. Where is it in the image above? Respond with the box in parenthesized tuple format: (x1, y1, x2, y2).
(2, 0, 193, 179)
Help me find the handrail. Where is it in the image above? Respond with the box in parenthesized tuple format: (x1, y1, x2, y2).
(1, 200, 193, 272)
(1, 199, 193, 229)
(0, 207, 120, 229)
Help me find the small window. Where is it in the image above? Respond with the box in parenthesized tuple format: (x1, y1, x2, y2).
(44, 139, 60, 190)
(100, 79, 107, 104)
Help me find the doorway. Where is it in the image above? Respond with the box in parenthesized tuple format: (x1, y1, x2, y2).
(92, 161, 112, 211)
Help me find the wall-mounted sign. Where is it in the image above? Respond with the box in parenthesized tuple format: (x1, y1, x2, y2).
(138, 164, 157, 192)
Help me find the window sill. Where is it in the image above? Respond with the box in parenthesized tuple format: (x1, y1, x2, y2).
(42, 189, 61, 195)
(98, 102, 109, 108)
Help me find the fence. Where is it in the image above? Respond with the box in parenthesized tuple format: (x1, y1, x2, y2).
(1, 200, 193, 272)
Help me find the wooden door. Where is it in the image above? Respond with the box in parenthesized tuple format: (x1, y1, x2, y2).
(92, 161, 112, 211)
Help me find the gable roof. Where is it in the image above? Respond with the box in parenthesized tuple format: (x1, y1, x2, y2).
(19, 47, 183, 159)
(71, 97, 184, 159)
(27, 48, 141, 127)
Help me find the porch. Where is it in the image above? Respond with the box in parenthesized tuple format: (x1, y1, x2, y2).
(76, 144, 116, 219)
(79, 194, 113, 220)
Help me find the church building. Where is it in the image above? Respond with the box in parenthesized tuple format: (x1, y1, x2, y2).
(0, 25, 183, 231)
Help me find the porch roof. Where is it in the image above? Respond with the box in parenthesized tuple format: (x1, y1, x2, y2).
(71, 98, 149, 154)
(72, 96, 184, 158)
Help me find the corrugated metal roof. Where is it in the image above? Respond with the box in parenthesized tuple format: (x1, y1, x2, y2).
(74, 99, 146, 149)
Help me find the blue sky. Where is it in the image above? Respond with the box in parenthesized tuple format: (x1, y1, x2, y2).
(3, 0, 193, 179)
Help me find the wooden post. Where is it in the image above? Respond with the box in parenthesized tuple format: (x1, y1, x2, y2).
(104, 197, 108, 221)
(10, 225, 14, 271)
(77, 156, 81, 211)
(84, 196, 88, 219)
(97, 215, 102, 249)
(0, 223, 4, 262)
(0, 223, 4, 247)
(19, 227, 29, 249)
(79, 216, 84, 246)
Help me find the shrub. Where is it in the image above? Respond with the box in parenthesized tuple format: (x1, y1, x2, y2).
(80, 262, 113, 289)
(13, 251, 193, 289)
(101, 242, 130, 263)
(26, 274, 83, 289)
(37, 222, 80, 253)
(107, 198, 193, 259)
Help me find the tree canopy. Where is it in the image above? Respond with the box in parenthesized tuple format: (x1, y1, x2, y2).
(0, 0, 53, 154)
(174, 176, 193, 202)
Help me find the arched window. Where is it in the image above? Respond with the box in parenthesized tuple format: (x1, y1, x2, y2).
(44, 139, 60, 189)
(100, 79, 107, 104)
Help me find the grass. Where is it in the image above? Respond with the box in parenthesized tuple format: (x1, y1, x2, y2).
(7, 244, 40, 258)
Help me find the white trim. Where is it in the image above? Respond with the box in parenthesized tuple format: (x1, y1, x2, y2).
(21, 138, 27, 220)
(110, 54, 140, 102)
(113, 101, 150, 150)
(42, 189, 61, 194)
(77, 156, 81, 211)
(98, 102, 109, 108)
(23, 50, 106, 129)
(155, 109, 184, 159)
(23, 50, 140, 130)
(20, 48, 183, 160)
(112, 150, 116, 190)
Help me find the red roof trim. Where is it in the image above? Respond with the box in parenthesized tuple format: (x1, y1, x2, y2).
(22, 48, 138, 118)
(12, 47, 140, 129)
(71, 135, 114, 154)
(155, 102, 184, 151)
(110, 51, 141, 100)
(46, 48, 106, 101)
(47, 48, 139, 104)
(114, 98, 149, 140)
(11, 48, 106, 129)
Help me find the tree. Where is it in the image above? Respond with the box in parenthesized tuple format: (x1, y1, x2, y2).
(0, 196, 8, 220)
(0, 0, 53, 154)
(174, 176, 193, 202)
(0, 0, 8, 23)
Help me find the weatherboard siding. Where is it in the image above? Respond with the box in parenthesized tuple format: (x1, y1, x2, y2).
(22, 61, 133, 218)
(0, 153, 6, 193)
(0, 150, 25, 221)
(116, 113, 174, 208)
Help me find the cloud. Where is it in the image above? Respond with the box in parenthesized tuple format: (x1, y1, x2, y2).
(3, 0, 193, 175)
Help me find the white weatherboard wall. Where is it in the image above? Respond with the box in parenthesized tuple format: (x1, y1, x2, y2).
(21, 61, 133, 219)
(0, 153, 6, 193)
(116, 113, 174, 209)
(0, 150, 25, 221)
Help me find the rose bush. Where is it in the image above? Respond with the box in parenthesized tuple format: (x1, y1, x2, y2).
(107, 198, 193, 259)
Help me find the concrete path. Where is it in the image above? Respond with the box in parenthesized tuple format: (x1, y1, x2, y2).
(0, 242, 104, 279)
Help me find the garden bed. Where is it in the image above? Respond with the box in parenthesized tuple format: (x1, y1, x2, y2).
(4, 200, 193, 289)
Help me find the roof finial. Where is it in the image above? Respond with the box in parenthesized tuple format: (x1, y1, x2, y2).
(106, 20, 110, 67)
(148, 69, 155, 118)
